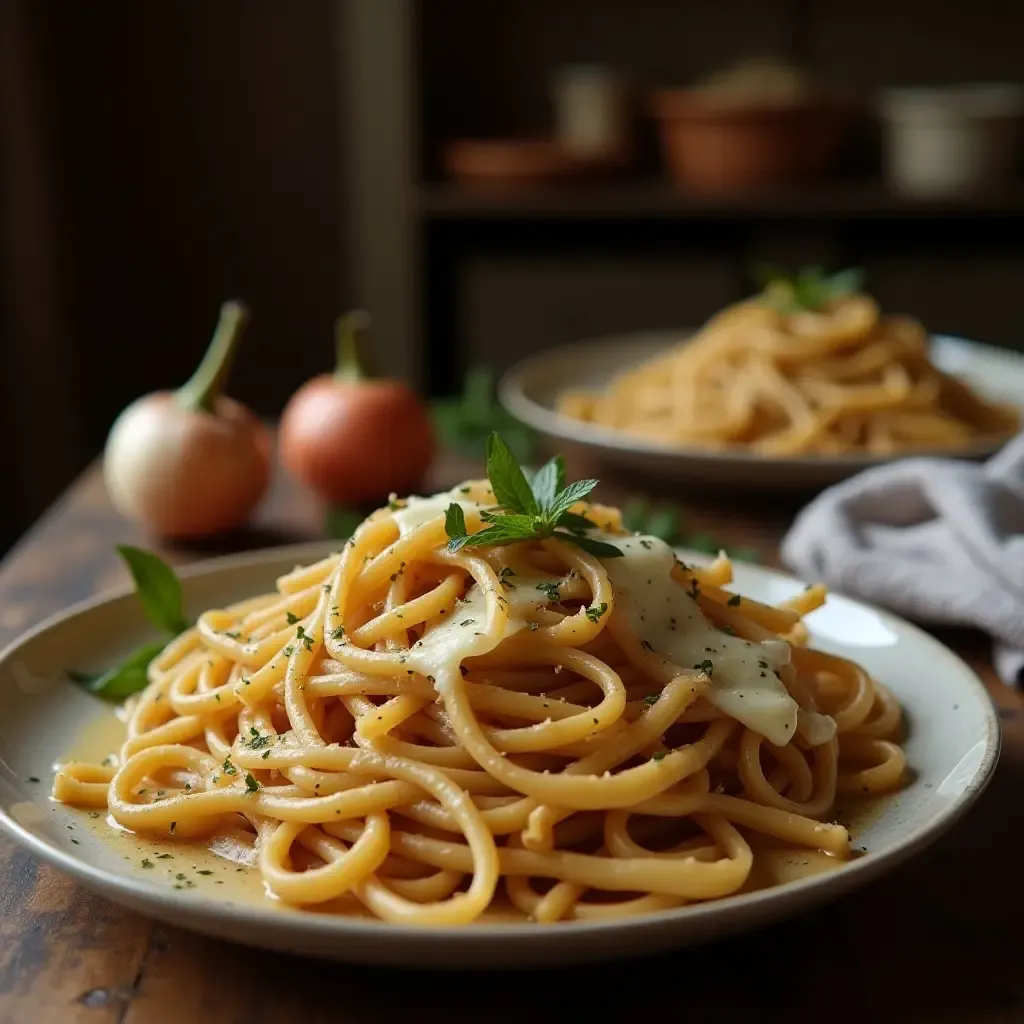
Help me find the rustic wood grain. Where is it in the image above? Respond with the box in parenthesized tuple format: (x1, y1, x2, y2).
(0, 452, 1021, 1023)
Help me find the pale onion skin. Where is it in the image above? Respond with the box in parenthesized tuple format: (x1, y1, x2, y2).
(104, 392, 272, 539)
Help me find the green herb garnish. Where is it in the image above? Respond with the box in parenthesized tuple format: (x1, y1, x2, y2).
(694, 659, 714, 676)
(444, 434, 622, 559)
(643, 694, 659, 707)
(244, 772, 260, 794)
(286, 611, 300, 625)
(536, 580, 562, 603)
(222, 757, 236, 776)
(728, 594, 742, 607)
(431, 367, 535, 462)
(755, 264, 865, 314)
(70, 546, 192, 701)
(585, 602, 608, 623)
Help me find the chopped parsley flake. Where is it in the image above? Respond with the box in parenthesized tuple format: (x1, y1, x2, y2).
(643, 694, 659, 707)
(584, 602, 608, 623)
(727, 594, 742, 607)
(693, 659, 714, 676)
(296, 625, 314, 651)
(652, 751, 667, 763)
(244, 772, 260, 794)
(536, 581, 561, 602)
(222, 757, 237, 776)
(286, 611, 300, 624)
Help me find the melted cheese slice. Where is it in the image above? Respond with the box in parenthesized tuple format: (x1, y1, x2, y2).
(392, 489, 483, 537)
(390, 490, 818, 746)
(599, 534, 802, 746)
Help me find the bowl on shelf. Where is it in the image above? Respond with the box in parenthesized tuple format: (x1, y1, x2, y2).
(649, 58, 854, 193)
(441, 138, 629, 186)
(879, 84, 1024, 198)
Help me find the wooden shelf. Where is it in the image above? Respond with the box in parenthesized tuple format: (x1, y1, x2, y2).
(417, 180, 1024, 220)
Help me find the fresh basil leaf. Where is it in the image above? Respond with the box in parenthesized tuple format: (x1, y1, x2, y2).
(84, 641, 166, 700)
(547, 478, 598, 522)
(460, 523, 538, 548)
(486, 433, 539, 516)
(444, 503, 468, 541)
(116, 546, 189, 635)
(645, 507, 681, 544)
(556, 531, 623, 558)
(529, 455, 565, 515)
(558, 511, 597, 535)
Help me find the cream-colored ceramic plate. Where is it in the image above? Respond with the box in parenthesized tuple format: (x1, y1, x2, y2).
(0, 542, 999, 968)
(499, 332, 1024, 489)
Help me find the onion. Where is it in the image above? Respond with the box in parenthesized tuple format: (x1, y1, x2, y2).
(279, 311, 433, 505)
(103, 300, 272, 539)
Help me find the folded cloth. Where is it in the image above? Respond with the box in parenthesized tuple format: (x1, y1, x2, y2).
(780, 431, 1024, 686)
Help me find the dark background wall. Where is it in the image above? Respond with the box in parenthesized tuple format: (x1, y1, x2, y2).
(1, 0, 347, 551)
(4, 0, 1024, 554)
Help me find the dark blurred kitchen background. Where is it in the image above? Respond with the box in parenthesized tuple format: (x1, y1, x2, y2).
(4, 0, 1024, 552)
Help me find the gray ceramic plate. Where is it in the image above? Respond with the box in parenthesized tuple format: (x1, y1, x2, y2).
(499, 332, 1024, 489)
(0, 542, 1000, 968)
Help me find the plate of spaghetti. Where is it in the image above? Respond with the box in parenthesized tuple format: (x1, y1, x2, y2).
(0, 438, 999, 966)
(500, 268, 1024, 488)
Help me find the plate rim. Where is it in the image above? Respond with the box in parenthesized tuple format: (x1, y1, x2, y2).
(498, 330, 1019, 469)
(0, 541, 1002, 955)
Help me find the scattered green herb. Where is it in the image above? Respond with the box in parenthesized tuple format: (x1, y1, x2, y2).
(431, 367, 535, 462)
(694, 659, 714, 676)
(536, 580, 562, 603)
(286, 611, 300, 625)
(244, 772, 260, 794)
(584, 602, 608, 623)
(728, 594, 742, 607)
(643, 694, 659, 707)
(652, 751, 667, 763)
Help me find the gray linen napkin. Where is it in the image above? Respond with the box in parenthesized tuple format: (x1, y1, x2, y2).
(780, 432, 1024, 686)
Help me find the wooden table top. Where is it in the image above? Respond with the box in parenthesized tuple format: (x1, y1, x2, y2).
(0, 452, 1021, 1024)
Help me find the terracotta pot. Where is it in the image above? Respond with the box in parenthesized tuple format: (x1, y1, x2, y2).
(650, 90, 851, 193)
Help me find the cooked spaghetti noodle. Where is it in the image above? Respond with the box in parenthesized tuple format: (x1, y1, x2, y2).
(54, 483, 906, 924)
(557, 291, 1019, 456)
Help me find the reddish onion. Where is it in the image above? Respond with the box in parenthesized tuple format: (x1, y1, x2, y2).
(279, 311, 433, 505)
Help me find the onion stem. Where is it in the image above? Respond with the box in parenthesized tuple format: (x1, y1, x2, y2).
(334, 310, 371, 383)
(176, 300, 249, 412)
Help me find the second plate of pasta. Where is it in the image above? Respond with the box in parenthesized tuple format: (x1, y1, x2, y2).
(500, 329, 1024, 489)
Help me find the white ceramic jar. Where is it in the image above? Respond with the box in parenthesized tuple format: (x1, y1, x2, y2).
(880, 85, 1023, 197)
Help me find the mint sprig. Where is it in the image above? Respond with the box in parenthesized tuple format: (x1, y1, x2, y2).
(444, 434, 622, 558)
